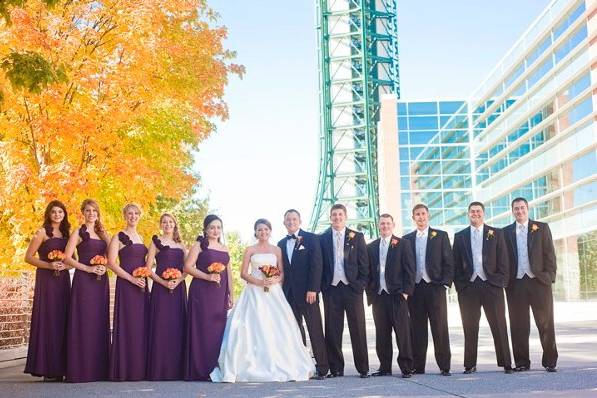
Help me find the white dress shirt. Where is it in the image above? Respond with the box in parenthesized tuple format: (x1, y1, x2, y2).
(332, 228, 349, 286)
(470, 224, 488, 282)
(378, 236, 391, 294)
(286, 229, 300, 264)
(415, 227, 431, 284)
(515, 221, 535, 279)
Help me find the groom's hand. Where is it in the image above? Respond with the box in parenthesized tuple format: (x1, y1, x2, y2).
(305, 291, 316, 304)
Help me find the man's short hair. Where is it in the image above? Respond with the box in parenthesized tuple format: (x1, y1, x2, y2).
(284, 209, 301, 218)
(511, 197, 529, 208)
(468, 201, 485, 211)
(330, 203, 347, 215)
(379, 213, 394, 222)
(411, 203, 429, 215)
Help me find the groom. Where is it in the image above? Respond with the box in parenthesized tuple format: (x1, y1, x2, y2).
(278, 209, 329, 380)
(320, 203, 370, 378)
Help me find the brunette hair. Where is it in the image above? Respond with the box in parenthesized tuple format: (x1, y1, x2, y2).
(43, 200, 70, 238)
(253, 218, 272, 238)
(197, 214, 223, 250)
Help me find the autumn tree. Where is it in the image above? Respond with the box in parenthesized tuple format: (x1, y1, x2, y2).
(0, 0, 244, 272)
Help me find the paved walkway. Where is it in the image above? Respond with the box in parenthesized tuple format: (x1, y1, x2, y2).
(0, 302, 596, 397)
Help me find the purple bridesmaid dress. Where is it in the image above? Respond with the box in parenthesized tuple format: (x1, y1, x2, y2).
(66, 225, 110, 383)
(24, 227, 70, 378)
(146, 235, 187, 380)
(185, 244, 230, 381)
(109, 232, 149, 381)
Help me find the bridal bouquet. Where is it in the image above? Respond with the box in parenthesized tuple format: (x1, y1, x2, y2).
(258, 265, 280, 292)
(207, 262, 226, 287)
(90, 255, 108, 281)
(47, 249, 65, 277)
(161, 267, 182, 294)
(132, 266, 151, 292)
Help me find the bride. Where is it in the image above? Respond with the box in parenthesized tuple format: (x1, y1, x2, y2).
(210, 218, 315, 382)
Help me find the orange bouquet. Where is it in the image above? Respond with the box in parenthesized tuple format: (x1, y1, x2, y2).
(259, 265, 280, 292)
(161, 268, 182, 294)
(207, 262, 226, 287)
(132, 266, 151, 292)
(48, 249, 65, 277)
(90, 255, 107, 281)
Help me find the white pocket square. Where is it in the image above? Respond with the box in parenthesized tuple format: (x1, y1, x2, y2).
(297, 245, 306, 250)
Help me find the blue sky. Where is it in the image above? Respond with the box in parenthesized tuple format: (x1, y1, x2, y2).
(194, 0, 551, 241)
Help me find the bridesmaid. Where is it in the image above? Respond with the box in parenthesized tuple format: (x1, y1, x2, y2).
(24, 200, 71, 381)
(184, 214, 233, 381)
(108, 203, 149, 381)
(63, 199, 110, 383)
(146, 213, 188, 380)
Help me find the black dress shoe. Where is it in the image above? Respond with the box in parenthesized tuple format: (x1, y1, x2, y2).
(440, 369, 451, 376)
(413, 369, 425, 375)
(326, 372, 343, 378)
(401, 372, 412, 378)
(310, 374, 325, 380)
(463, 366, 476, 374)
(504, 366, 514, 374)
(514, 365, 530, 372)
(545, 366, 558, 372)
(372, 370, 392, 377)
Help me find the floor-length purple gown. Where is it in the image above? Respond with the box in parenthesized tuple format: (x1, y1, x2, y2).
(109, 232, 149, 381)
(24, 228, 70, 378)
(185, 246, 230, 381)
(146, 235, 187, 380)
(66, 225, 109, 383)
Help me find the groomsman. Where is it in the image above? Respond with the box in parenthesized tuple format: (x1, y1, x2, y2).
(278, 209, 329, 380)
(504, 197, 558, 372)
(453, 201, 513, 374)
(403, 204, 453, 376)
(320, 204, 370, 378)
(367, 214, 415, 378)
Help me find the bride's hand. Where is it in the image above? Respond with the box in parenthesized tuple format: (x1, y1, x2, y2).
(263, 278, 273, 288)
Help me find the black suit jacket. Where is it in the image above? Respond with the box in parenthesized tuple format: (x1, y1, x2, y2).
(320, 227, 369, 293)
(366, 235, 415, 304)
(277, 229, 323, 303)
(453, 224, 510, 292)
(503, 220, 557, 286)
(403, 227, 454, 287)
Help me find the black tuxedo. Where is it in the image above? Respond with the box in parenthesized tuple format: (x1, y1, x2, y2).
(453, 225, 512, 370)
(320, 227, 369, 375)
(504, 220, 558, 369)
(366, 235, 415, 374)
(278, 229, 328, 375)
(403, 228, 453, 373)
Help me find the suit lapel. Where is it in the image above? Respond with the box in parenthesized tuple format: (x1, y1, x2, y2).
(281, 238, 290, 266)
(464, 227, 473, 266)
(509, 223, 518, 265)
(372, 238, 381, 276)
(425, 229, 433, 270)
(386, 236, 396, 268)
(527, 220, 535, 258)
(326, 229, 334, 273)
(343, 228, 351, 264)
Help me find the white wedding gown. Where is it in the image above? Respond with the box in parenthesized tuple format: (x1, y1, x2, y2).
(210, 253, 315, 382)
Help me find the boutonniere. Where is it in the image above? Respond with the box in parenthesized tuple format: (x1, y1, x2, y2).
(486, 229, 495, 240)
(430, 231, 438, 239)
(390, 238, 399, 248)
(295, 236, 305, 250)
(531, 224, 539, 233)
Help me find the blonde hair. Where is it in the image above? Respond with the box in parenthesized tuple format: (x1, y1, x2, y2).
(80, 199, 108, 241)
(160, 213, 182, 243)
(122, 203, 142, 217)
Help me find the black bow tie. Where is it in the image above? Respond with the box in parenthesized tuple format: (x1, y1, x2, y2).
(287, 234, 297, 240)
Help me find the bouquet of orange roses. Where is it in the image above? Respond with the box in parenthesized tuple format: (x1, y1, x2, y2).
(161, 268, 182, 294)
(48, 250, 65, 277)
(132, 266, 151, 292)
(207, 262, 226, 287)
(90, 255, 108, 281)
(258, 264, 280, 292)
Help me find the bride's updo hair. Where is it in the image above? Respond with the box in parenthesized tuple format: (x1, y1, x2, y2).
(253, 218, 272, 238)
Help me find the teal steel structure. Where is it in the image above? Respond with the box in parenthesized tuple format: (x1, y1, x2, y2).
(310, 0, 400, 237)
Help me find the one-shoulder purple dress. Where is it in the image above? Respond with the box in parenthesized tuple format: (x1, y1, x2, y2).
(185, 246, 230, 381)
(146, 235, 187, 380)
(66, 225, 110, 383)
(24, 228, 70, 378)
(109, 232, 149, 381)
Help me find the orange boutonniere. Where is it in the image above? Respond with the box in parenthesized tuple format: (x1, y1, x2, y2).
(486, 229, 495, 240)
(390, 238, 399, 247)
(531, 224, 539, 233)
(430, 231, 438, 239)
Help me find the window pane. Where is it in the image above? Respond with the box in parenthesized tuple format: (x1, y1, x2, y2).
(408, 102, 438, 115)
(439, 101, 466, 114)
(409, 116, 438, 130)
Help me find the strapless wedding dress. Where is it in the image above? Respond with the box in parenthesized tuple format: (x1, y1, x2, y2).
(210, 253, 315, 382)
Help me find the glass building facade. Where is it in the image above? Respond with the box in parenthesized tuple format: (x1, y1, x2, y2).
(386, 0, 597, 300)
